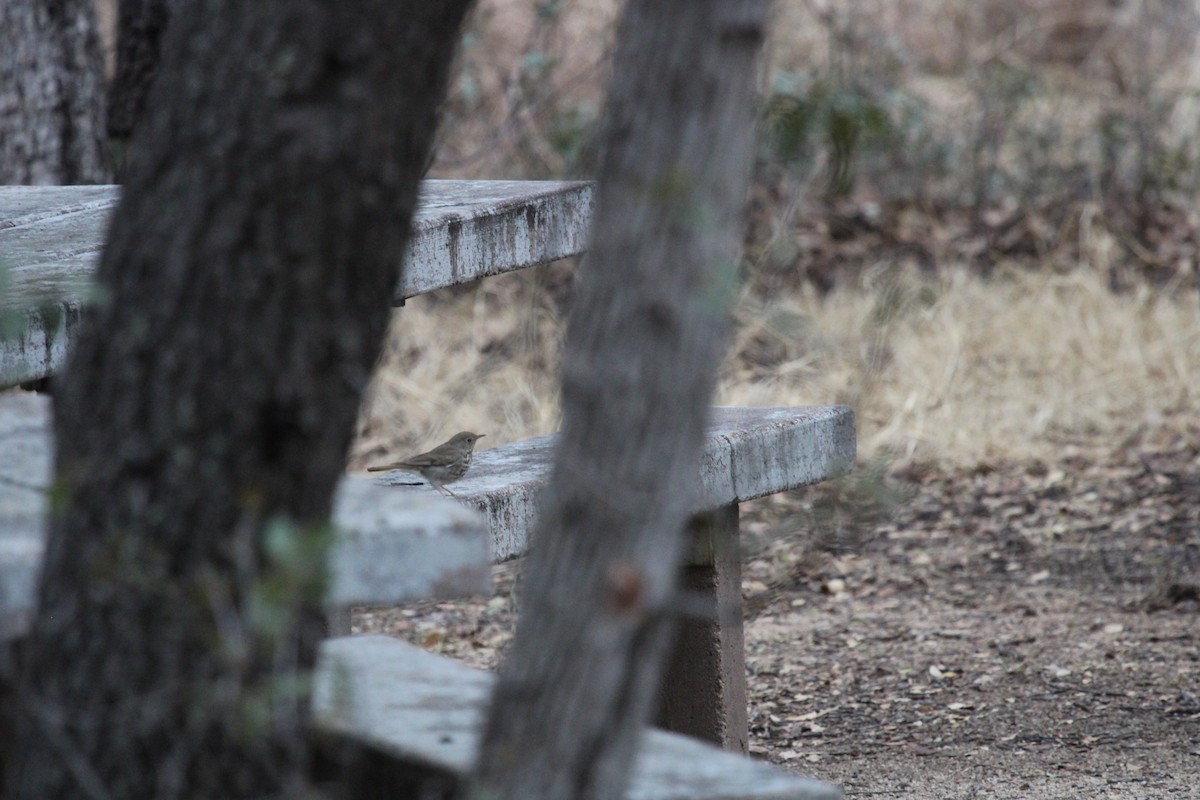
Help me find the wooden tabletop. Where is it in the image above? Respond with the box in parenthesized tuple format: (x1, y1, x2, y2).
(0, 180, 593, 386)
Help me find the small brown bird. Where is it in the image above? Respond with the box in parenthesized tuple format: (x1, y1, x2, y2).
(367, 432, 485, 496)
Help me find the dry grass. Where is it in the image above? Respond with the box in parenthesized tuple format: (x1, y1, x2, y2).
(353, 271, 567, 465)
(859, 269, 1199, 466)
(346, 0, 1200, 473)
(353, 262, 1200, 473)
(722, 264, 1200, 468)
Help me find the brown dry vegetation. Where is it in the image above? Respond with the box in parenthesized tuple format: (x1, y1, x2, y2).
(355, 257, 1200, 474)
(356, 0, 1200, 471)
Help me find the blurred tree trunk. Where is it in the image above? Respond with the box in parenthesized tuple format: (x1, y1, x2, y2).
(467, 2, 768, 799)
(0, 0, 109, 184)
(7, 1, 473, 798)
(106, 0, 174, 175)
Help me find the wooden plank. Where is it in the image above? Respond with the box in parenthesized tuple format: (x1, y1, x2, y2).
(371, 405, 857, 562)
(315, 635, 842, 800)
(0, 392, 491, 642)
(402, 180, 592, 299)
(0, 180, 593, 386)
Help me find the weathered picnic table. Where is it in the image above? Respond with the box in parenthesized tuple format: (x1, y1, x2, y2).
(0, 392, 844, 800)
(0, 180, 593, 387)
(0, 180, 849, 799)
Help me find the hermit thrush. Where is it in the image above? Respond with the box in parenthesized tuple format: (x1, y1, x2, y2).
(367, 431, 485, 496)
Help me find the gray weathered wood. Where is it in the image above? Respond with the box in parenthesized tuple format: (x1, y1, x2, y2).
(0, 180, 593, 386)
(315, 635, 842, 800)
(0, 392, 490, 642)
(371, 405, 856, 562)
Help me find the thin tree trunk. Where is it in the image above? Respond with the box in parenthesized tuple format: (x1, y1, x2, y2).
(467, 2, 769, 799)
(0, 0, 109, 184)
(8, 1, 473, 798)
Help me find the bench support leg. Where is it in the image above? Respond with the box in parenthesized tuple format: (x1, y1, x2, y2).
(655, 504, 748, 753)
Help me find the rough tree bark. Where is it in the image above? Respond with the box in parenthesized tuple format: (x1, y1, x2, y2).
(467, 2, 769, 799)
(106, 0, 174, 174)
(8, 1, 474, 798)
(0, 0, 109, 184)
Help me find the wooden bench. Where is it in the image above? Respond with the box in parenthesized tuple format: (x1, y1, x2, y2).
(0, 181, 849, 798)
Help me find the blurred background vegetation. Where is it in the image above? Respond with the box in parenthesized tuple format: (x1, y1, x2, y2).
(353, 0, 1199, 482)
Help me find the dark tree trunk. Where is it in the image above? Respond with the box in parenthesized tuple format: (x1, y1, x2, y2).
(0, 0, 109, 184)
(8, 1, 474, 798)
(106, 0, 174, 175)
(467, 2, 768, 799)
